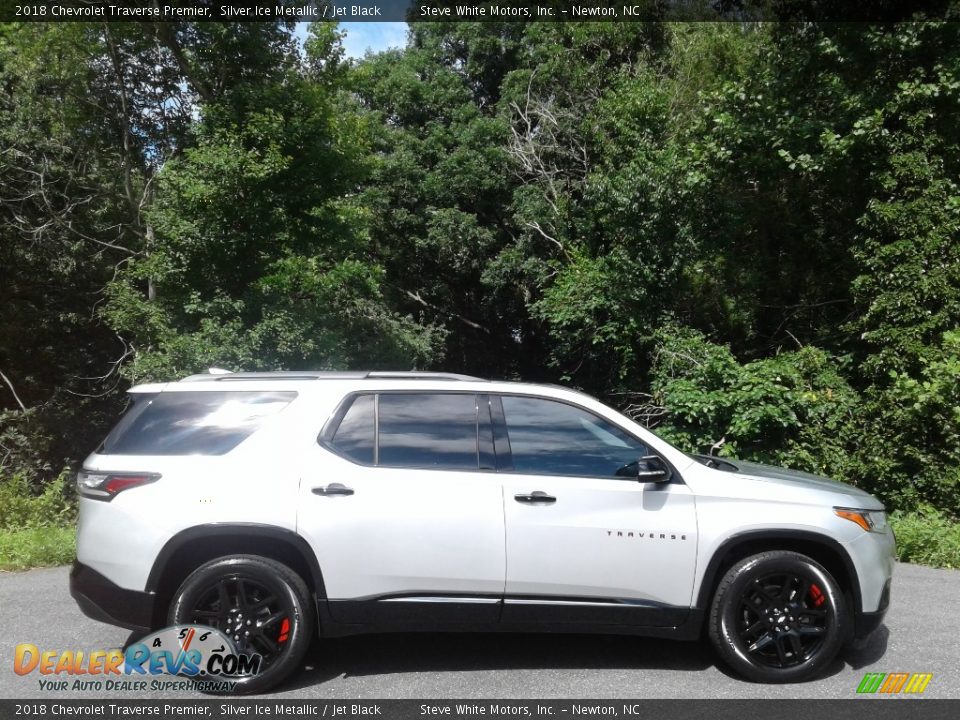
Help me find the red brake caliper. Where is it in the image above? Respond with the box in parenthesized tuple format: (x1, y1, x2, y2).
(278, 618, 290, 644)
(809, 583, 826, 607)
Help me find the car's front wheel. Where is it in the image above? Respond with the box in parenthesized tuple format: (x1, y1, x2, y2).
(708, 551, 849, 683)
(169, 555, 314, 694)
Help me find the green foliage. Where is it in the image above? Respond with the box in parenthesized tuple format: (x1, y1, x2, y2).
(0, 409, 58, 483)
(349, 30, 524, 376)
(0, 25, 134, 479)
(840, 23, 960, 376)
(850, 331, 960, 514)
(0, 527, 76, 572)
(647, 326, 960, 515)
(648, 327, 859, 480)
(890, 508, 960, 569)
(0, 471, 77, 571)
(102, 32, 442, 382)
(0, 473, 76, 531)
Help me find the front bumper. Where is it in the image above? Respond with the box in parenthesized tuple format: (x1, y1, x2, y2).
(854, 576, 891, 639)
(842, 522, 895, 640)
(70, 562, 158, 633)
(843, 523, 896, 605)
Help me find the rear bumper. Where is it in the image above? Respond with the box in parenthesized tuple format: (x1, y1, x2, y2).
(70, 562, 158, 633)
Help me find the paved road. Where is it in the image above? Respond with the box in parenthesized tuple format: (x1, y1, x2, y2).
(0, 562, 956, 699)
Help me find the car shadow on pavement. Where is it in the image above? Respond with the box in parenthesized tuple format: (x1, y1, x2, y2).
(282, 624, 891, 692)
(842, 625, 891, 670)
(120, 623, 890, 692)
(281, 632, 718, 690)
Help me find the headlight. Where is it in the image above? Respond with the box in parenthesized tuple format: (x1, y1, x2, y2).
(835, 507, 887, 532)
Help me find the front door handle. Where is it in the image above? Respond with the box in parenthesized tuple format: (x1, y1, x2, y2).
(514, 491, 556, 504)
(312, 483, 354, 497)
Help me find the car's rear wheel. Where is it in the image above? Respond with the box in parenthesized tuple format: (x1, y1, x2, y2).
(708, 551, 849, 683)
(169, 555, 314, 694)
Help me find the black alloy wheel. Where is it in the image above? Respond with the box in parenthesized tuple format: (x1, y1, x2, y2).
(169, 555, 314, 694)
(708, 551, 850, 683)
(188, 574, 293, 667)
(735, 571, 829, 668)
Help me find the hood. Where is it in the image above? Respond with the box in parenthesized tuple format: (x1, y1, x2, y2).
(690, 454, 882, 508)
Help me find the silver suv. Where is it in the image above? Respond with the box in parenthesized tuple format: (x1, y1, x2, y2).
(71, 370, 895, 692)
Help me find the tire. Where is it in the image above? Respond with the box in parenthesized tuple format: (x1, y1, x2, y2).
(708, 551, 849, 683)
(168, 555, 315, 695)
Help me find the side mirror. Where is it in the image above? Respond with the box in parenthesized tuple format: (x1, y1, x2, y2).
(637, 455, 672, 483)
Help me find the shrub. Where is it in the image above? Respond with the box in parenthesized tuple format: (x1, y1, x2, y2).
(848, 330, 960, 516)
(645, 326, 960, 517)
(890, 508, 960, 570)
(647, 326, 859, 480)
(0, 472, 76, 531)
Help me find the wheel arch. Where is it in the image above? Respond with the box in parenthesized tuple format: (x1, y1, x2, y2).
(145, 524, 327, 630)
(696, 530, 861, 617)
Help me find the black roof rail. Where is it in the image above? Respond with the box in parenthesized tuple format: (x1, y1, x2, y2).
(179, 370, 486, 383)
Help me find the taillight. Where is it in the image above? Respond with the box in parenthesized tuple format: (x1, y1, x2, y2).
(77, 470, 160, 501)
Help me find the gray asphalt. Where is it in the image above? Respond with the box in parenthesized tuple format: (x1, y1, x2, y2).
(1, 562, 956, 699)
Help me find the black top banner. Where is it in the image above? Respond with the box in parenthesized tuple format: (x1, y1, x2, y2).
(1, 0, 958, 23)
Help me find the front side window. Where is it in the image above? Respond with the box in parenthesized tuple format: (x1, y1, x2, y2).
(99, 391, 296, 456)
(378, 393, 479, 470)
(500, 395, 649, 478)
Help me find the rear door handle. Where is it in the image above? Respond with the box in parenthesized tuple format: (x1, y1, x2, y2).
(514, 491, 556, 504)
(312, 483, 354, 497)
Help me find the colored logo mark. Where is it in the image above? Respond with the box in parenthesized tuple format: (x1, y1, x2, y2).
(857, 672, 933, 695)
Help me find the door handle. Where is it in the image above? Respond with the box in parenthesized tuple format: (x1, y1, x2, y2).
(514, 491, 556, 504)
(312, 483, 354, 497)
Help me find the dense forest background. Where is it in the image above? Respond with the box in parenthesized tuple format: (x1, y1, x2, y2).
(1, 19, 959, 528)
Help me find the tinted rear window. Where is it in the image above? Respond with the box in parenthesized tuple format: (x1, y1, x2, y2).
(99, 391, 296, 456)
(330, 394, 375, 464)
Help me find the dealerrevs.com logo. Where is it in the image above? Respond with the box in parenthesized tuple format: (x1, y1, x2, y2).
(14, 625, 261, 693)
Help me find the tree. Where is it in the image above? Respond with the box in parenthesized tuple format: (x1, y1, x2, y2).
(104, 24, 441, 381)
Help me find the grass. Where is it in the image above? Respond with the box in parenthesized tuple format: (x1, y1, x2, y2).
(0, 525, 75, 571)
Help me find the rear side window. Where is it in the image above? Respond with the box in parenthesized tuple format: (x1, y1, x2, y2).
(99, 391, 296, 456)
(327, 392, 480, 470)
(329, 394, 375, 464)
